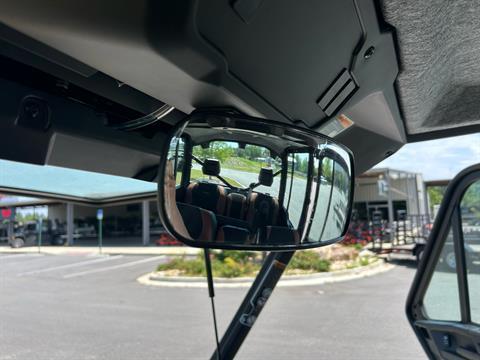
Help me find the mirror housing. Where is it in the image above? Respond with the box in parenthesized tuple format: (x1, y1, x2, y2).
(157, 110, 355, 251)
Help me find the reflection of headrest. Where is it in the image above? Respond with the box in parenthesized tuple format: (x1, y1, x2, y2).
(202, 159, 221, 176)
(258, 168, 273, 186)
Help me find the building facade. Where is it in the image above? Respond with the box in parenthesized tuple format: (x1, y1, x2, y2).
(353, 168, 428, 223)
(2, 167, 430, 247)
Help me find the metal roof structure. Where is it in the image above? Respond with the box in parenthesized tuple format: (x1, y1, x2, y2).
(0, 160, 157, 205)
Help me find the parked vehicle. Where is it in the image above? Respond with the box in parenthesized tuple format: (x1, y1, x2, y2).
(11, 220, 65, 248)
(74, 221, 97, 239)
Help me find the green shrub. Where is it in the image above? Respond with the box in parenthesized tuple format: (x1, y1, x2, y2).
(157, 250, 334, 278)
(157, 256, 206, 276)
(157, 252, 261, 278)
(211, 256, 259, 277)
(288, 251, 330, 272)
(214, 250, 256, 263)
(352, 243, 363, 251)
(359, 257, 370, 266)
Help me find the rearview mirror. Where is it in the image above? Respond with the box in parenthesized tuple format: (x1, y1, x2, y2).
(157, 110, 354, 250)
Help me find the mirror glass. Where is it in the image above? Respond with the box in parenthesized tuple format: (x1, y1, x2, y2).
(159, 114, 353, 249)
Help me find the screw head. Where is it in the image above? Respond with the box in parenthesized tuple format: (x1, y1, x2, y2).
(364, 46, 375, 59)
(24, 103, 40, 119)
(384, 150, 394, 158)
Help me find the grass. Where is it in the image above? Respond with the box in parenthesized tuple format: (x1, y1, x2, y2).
(157, 251, 261, 278)
(345, 256, 375, 269)
(223, 158, 265, 174)
(286, 251, 331, 273)
(190, 168, 245, 188)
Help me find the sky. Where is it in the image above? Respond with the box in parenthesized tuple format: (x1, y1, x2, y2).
(374, 133, 480, 181)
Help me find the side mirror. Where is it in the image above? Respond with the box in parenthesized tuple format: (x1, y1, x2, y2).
(406, 164, 480, 358)
(157, 110, 355, 251)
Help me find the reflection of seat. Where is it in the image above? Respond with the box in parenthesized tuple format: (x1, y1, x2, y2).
(225, 193, 247, 219)
(177, 202, 217, 242)
(261, 226, 300, 245)
(216, 225, 251, 244)
(185, 159, 226, 214)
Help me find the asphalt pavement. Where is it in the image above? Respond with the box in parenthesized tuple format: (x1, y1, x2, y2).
(0, 253, 425, 359)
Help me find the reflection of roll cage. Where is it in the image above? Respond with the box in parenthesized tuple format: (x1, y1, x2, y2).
(178, 146, 292, 245)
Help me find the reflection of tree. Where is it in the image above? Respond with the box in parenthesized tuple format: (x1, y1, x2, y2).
(294, 154, 309, 174)
(461, 181, 480, 221)
(193, 142, 271, 163)
(193, 142, 235, 163)
(333, 164, 349, 194)
(242, 145, 268, 160)
(193, 142, 276, 175)
(321, 159, 333, 180)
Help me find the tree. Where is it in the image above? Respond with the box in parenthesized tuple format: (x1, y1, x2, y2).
(427, 186, 446, 213)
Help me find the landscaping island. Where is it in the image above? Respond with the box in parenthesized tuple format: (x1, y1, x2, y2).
(155, 244, 378, 279)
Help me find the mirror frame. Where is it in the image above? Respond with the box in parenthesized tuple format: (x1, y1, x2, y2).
(157, 109, 355, 251)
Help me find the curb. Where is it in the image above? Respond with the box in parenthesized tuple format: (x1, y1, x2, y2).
(137, 259, 395, 288)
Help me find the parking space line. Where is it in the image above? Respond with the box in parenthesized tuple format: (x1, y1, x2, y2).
(63, 256, 165, 279)
(18, 255, 124, 276)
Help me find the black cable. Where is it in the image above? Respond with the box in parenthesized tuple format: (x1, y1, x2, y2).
(110, 104, 174, 131)
(204, 249, 221, 360)
(210, 298, 221, 360)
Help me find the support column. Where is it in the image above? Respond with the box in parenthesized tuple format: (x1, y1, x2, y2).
(142, 201, 150, 246)
(66, 203, 74, 246)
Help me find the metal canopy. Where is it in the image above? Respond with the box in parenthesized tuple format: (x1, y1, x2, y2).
(0, 159, 157, 204)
